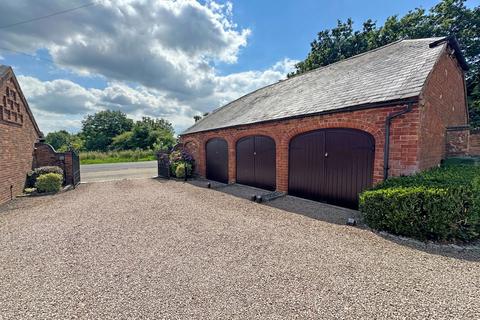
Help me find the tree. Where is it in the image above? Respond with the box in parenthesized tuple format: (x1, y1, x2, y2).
(82, 110, 134, 151)
(110, 117, 176, 151)
(289, 0, 480, 128)
(110, 131, 134, 150)
(136, 116, 174, 134)
(45, 130, 71, 151)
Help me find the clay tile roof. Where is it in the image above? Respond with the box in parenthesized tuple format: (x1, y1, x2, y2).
(183, 37, 464, 135)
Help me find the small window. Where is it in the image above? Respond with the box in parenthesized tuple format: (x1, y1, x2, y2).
(6, 87, 9, 97)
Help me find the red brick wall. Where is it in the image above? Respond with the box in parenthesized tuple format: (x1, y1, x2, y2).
(33, 142, 78, 186)
(445, 127, 470, 157)
(469, 130, 480, 156)
(34, 143, 63, 168)
(181, 104, 422, 192)
(0, 72, 41, 204)
(418, 50, 468, 169)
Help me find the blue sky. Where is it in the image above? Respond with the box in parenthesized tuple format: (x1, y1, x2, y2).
(0, 0, 477, 133)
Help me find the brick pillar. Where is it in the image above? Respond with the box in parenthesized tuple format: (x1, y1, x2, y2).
(276, 139, 289, 192)
(470, 129, 480, 156)
(227, 138, 236, 184)
(64, 152, 73, 186)
(197, 138, 206, 177)
(446, 126, 470, 157)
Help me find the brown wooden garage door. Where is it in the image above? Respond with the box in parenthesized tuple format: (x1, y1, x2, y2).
(236, 136, 276, 191)
(289, 128, 374, 208)
(206, 138, 228, 183)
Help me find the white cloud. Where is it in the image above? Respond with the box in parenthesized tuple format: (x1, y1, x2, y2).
(0, 0, 250, 98)
(17, 58, 296, 133)
(2, 1, 298, 134)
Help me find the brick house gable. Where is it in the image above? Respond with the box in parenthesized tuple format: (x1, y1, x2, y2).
(0, 66, 42, 204)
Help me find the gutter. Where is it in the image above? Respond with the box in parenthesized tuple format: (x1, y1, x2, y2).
(383, 102, 414, 180)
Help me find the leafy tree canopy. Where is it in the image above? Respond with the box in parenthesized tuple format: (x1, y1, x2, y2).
(45, 130, 84, 152)
(289, 0, 480, 128)
(45, 130, 71, 151)
(82, 110, 134, 151)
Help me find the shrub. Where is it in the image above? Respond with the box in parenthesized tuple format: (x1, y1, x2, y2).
(24, 188, 36, 194)
(174, 162, 192, 179)
(359, 163, 480, 242)
(35, 173, 63, 193)
(27, 166, 64, 187)
(169, 149, 194, 178)
(175, 163, 186, 178)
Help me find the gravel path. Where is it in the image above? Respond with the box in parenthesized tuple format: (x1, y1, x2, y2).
(0, 179, 479, 319)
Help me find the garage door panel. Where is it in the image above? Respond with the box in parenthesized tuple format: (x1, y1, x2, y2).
(236, 136, 276, 191)
(289, 131, 326, 199)
(206, 138, 228, 184)
(289, 129, 374, 208)
(253, 136, 276, 191)
(236, 137, 255, 187)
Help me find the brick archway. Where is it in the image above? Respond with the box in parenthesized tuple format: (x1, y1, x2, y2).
(276, 120, 384, 191)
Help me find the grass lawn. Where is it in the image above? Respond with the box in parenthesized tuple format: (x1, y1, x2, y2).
(80, 150, 156, 165)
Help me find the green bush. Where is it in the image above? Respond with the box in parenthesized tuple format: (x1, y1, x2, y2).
(35, 173, 63, 193)
(27, 166, 64, 188)
(175, 163, 186, 178)
(359, 163, 480, 242)
(169, 149, 194, 178)
(174, 162, 192, 179)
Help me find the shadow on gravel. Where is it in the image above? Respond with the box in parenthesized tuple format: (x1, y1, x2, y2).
(153, 177, 480, 262)
(376, 233, 480, 262)
(183, 177, 360, 226)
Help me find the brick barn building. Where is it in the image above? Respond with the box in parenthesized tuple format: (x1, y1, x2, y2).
(180, 37, 470, 208)
(0, 65, 43, 204)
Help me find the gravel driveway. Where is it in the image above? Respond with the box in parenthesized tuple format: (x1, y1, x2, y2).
(0, 179, 479, 319)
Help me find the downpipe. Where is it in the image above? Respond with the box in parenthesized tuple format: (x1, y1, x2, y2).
(383, 102, 414, 180)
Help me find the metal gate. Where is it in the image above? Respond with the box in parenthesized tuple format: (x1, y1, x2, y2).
(288, 128, 374, 208)
(71, 150, 81, 186)
(236, 136, 276, 191)
(206, 138, 228, 183)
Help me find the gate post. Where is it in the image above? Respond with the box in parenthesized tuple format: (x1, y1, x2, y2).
(157, 151, 171, 179)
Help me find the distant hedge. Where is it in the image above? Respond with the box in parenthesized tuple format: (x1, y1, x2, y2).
(359, 161, 480, 242)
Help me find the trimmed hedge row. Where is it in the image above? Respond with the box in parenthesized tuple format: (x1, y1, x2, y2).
(359, 161, 480, 242)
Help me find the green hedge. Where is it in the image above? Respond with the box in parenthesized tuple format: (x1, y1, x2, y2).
(359, 162, 480, 242)
(35, 173, 63, 193)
